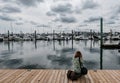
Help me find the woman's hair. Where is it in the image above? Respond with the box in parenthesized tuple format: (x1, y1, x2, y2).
(74, 51, 82, 58)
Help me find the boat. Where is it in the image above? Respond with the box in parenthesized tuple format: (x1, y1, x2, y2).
(74, 35, 88, 40)
(110, 35, 120, 40)
(0, 37, 3, 41)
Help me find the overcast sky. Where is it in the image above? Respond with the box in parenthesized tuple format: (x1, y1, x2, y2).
(0, 0, 120, 33)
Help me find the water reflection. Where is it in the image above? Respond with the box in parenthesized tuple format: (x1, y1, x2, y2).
(0, 40, 120, 69)
(47, 54, 72, 69)
(18, 64, 46, 69)
(0, 58, 23, 68)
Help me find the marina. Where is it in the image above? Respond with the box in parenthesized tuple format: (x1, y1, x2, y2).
(0, 30, 120, 41)
(0, 0, 120, 82)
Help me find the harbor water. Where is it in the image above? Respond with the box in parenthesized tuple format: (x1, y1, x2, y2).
(0, 40, 120, 69)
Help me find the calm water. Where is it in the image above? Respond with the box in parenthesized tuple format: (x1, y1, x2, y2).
(0, 40, 120, 69)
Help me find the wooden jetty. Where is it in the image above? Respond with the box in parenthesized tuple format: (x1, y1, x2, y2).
(0, 69, 120, 83)
(102, 44, 120, 49)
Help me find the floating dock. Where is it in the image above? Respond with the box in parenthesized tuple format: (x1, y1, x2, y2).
(102, 44, 120, 49)
(0, 69, 120, 83)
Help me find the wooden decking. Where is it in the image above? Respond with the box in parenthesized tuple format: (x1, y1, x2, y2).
(0, 69, 120, 83)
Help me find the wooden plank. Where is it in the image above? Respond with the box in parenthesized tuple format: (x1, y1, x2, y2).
(47, 70, 56, 83)
(84, 74, 91, 83)
(21, 70, 39, 83)
(31, 70, 44, 83)
(56, 70, 62, 83)
(0, 70, 11, 77)
(93, 70, 103, 83)
(9, 70, 27, 83)
(39, 70, 50, 83)
(89, 70, 98, 83)
(64, 70, 68, 83)
(105, 70, 120, 83)
(34, 70, 47, 83)
(14, 70, 34, 83)
(97, 70, 109, 83)
(0, 70, 5, 74)
(96, 70, 107, 83)
(0, 70, 25, 83)
(102, 70, 116, 83)
(60, 70, 66, 83)
(42, 70, 53, 83)
(111, 70, 120, 81)
(0, 70, 18, 81)
(52, 70, 59, 83)
(86, 71, 94, 83)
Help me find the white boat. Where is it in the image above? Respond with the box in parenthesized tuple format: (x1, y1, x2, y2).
(23, 36, 32, 41)
(74, 35, 88, 40)
(111, 35, 120, 40)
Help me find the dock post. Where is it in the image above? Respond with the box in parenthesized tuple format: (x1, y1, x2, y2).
(90, 29, 92, 40)
(7, 30, 10, 51)
(53, 30, 55, 50)
(34, 30, 37, 49)
(8, 30, 10, 41)
(100, 18, 103, 69)
(72, 30, 73, 49)
(35, 30, 37, 41)
(100, 18, 103, 47)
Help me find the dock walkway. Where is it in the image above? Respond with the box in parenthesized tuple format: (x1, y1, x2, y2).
(0, 69, 120, 83)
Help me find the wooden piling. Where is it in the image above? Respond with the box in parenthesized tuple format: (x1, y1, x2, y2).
(72, 30, 73, 49)
(34, 30, 37, 41)
(100, 18, 103, 69)
(8, 30, 10, 41)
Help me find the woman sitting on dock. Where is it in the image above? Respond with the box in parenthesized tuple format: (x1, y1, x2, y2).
(67, 51, 87, 80)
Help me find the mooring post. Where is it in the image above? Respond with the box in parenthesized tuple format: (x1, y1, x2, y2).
(8, 30, 10, 41)
(72, 30, 73, 49)
(7, 30, 10, 51)
(53, 30, 55, 50)
(53, 30, 55, 40)
(90, 29, 92, 40)
(100, 18, 103, 47)
(100, 18, 103, 69)
(35, 30, 37, 41)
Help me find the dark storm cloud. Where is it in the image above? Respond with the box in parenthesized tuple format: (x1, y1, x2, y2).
(46, 11, 56, 16)
(15, 22, 24, 25)
(109, 6, 120, 20)
(75, 8, 81, 14)
(36, 24, 49, 27)
(30, 21, 38, 25)
(0, 5, 21, 13)
(60, 13, 66, 16)
(51, 3, 73, 14)
(84, 17, 100, 23)
(106, 21, 115, 24)
(60, 16, 77, 23)
(16, 0, 44, 7)
(82, 0, 99, 10)
(0, 14, 16, 21)
(1, 0, 44, 7)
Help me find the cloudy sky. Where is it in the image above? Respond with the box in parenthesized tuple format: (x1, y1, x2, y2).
(0, 0, 120, 33)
